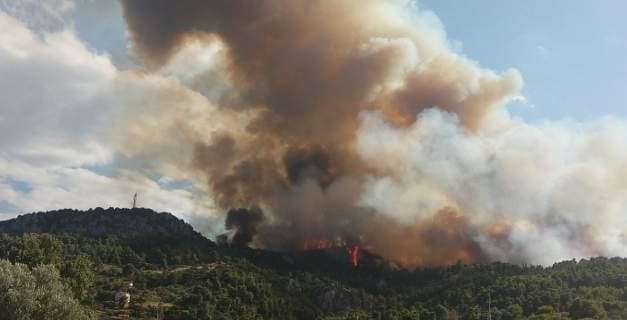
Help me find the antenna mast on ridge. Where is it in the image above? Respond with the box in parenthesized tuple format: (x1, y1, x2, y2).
(132, 193, 137, 209)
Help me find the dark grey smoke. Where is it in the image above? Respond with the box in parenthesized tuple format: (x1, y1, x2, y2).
(224, 206, 264, 247)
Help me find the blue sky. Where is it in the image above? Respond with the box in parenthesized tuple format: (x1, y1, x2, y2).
(420, 0, 627, 121)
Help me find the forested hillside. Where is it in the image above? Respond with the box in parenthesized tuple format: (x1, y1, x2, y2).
(0, 208, 626, 320)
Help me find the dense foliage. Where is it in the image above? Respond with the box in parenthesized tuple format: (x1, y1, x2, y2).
(1, 209, 626, 319)
(0, 259, 95, 320)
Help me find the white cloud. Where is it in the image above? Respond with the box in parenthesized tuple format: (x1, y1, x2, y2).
(0, 9, 220, 231)
(0, 0, 75, 32)
(535, 45, 550, 58)
(509, 94, 527, 104)
(42, 0, 75, 14)
(508, 94, 535, 109)
(0, 10, 115, 167)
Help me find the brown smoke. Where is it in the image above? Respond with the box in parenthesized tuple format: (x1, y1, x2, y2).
(120, 0, 522, 266)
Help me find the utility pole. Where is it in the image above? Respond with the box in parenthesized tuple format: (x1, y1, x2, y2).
(132, 193, 137, 209)
(487, 289, 492, 320)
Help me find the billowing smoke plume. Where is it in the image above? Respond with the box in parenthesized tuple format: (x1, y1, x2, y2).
(357, 110, 627, 265)
(222, 206, 264, 247)
(118, 0, 627, 266)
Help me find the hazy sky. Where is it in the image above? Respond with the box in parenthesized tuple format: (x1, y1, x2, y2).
(1, 0, 626, 245)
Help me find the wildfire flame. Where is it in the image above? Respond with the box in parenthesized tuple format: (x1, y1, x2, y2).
(300, 239, 361, 267)
(348, 245, 360, 268)
(301, 239, 330, 250)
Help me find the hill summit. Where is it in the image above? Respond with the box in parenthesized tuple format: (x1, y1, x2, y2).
(0, 207, 209, 243)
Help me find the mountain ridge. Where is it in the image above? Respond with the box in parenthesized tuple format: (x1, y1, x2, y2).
(1, 208, 627, 319)
(0, 207, 210, 243)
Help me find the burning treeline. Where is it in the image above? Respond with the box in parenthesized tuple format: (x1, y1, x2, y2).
(120, 0, 627, 266)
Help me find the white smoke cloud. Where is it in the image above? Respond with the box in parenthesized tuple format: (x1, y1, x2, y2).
(356, 108, 627, 265)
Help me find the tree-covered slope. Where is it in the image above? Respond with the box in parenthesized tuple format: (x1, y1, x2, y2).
(1, 208, 626, 320)
(0, 207, 208, 241)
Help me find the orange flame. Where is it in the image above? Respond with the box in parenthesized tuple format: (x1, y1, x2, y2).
(301, 239, 330, 250)
(301, 239, 360, 268)
(348, 245, 360, 267)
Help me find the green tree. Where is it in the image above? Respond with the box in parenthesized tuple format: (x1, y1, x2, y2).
(11, 234, 62, 266)
(61, 253, 95, 303)
(569, 299, 607, 319)
(436, 304, 449, 320)
(503, 304, 524, 320)
(0, 259, 94, 320)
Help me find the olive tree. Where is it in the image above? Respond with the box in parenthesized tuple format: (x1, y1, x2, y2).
(0, 259, 94, 320)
